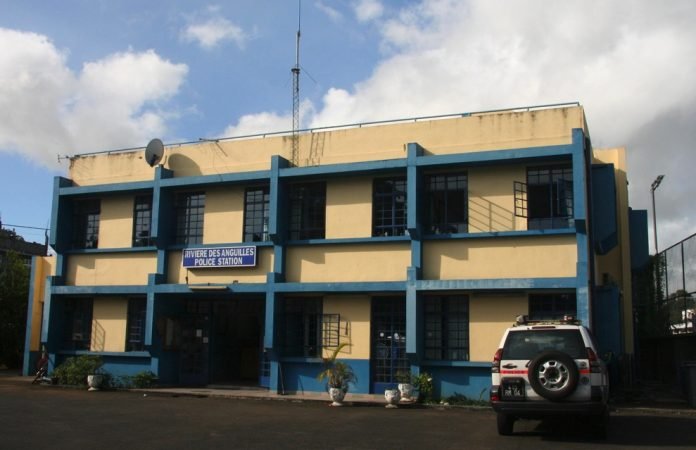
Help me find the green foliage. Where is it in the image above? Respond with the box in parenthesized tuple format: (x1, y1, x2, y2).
(120, 370, 158, 389)
(0, 250, 30, 368)
(53, 355, 104, 386)
(634, 254, 670, 337)
(316, 343, 357, 391)
(395, 370, 412, 384)
(443, 389, 490, 406)
(412, 371, 434, 403)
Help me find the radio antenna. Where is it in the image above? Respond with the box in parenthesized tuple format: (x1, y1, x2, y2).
(291, 0, 301, 166)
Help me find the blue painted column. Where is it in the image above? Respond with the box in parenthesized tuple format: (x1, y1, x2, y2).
(571, 129, 591, 327)
(406, 143, 424, 357)
(266, 155, 290, 394)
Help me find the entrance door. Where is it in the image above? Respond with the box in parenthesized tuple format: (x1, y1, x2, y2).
(371, 297, 408, 393)
(180, 300, 210, 386)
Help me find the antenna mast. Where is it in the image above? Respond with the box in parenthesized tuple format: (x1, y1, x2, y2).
(291, 0, 301, 166)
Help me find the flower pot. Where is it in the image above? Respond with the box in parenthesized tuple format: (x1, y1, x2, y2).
(328, 387, 346, 406)
(87, 374, 103, 391)
(384, 388, 401, 408)
(398, 383, 414, 401)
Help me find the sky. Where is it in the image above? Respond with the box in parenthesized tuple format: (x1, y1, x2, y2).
(1, 0, 695, 253)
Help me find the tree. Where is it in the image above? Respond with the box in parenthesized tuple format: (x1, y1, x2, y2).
(0, 250, 30, 368)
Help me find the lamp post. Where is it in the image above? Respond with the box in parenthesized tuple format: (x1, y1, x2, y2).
(651, 175, 665, 254)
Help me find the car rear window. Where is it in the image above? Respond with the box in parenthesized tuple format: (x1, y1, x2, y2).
(502, 329, 586, 360)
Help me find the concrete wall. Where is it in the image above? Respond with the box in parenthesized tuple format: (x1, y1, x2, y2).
(423, 235, 577, 280)
(469, 294, 527, 361)
(68, 107, 587, 186)
(322, 295, 371, 360)
(91, 297, 128, 352)
(65, 253, 157, 286)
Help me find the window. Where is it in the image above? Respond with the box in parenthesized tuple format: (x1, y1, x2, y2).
(174, 192, 205, 245)
(289, 182, 326, 240)
(72, 199, 100, 249)
(526, 165, 573, 230)
(373, 177, 407, 236)
(529, 293, 577, 320)
(126, 298, 147, 351)
(425, 173, 468, 234)
(281, 298, 322, 357)
(243, 186, 270, 242)
(63, 298, 93, 350)
(132, 195, 153, 247)
(424, 295, 469, 360)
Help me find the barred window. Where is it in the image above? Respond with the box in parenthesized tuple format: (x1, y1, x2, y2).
(126, 298, 147, 352)
(281, 298, 322, 357)
(425, 173, 468, 234)
(63, 298, 93, 350)
(424, 295, 469, 361)
(527, 166, 573, 230)
(373, 177, 407, 236)
(243, 186, 270, 242)
(529, 293, 577, 320)
(289, 183, 326, 240)
(132, 195, 153, 247)
(72, 199, 100, 249)
(174, 192, 205, 245)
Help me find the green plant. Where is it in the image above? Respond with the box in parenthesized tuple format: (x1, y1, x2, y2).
(131, 370, 158, 388)
(53, 355, 104, 386)
(444, 390, 490, 406)
(395, 370, 412, 384)
(412, 371, 434, 403)
(316, 343, 357, 391)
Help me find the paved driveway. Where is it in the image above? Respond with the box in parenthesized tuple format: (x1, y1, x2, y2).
(2, 376, 696, 449)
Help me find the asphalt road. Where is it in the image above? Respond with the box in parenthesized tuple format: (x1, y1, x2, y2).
(2, 377, 696, 450)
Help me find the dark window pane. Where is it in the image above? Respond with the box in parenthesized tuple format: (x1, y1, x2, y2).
(244, 186, 270, 242)
(373, 177, 408, 236)
(126, 298, 147, 351)
(72, 199, 100, 249)
(132, 195, 153, 247)
(425, 173, 468, 234)
(529, 293, 577, 320)
(281, 298, 322, 357)
(527, 166, 573, 230)
(423, 295, 469, 361)
(289, 182, 326, 240)
(174, 192, 205, 245)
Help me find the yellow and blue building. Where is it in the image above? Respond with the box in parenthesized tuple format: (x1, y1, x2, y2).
(24, 104, 647, 397)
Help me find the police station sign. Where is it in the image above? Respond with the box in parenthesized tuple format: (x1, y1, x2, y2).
(182, 246, 257, 268)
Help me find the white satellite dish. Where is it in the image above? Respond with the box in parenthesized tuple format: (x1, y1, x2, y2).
(144, 138, 164, 167)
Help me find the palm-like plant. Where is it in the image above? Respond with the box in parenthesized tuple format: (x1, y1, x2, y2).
(316, 343, 357, 391)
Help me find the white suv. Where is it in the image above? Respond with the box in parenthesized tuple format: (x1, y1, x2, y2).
(490, 315, 609, 437)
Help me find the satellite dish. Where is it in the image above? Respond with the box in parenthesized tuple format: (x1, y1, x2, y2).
(144, 138, 164, 167)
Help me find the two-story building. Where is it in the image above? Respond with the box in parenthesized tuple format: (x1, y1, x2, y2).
(24, 104, 647, 397)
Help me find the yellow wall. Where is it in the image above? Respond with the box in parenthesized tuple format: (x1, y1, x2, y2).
(423, 235, 577, 280)
(66, 253, 157, 286)
(90, 297, 128, 352)
(28, 256, 56, 351)
(469, 294, 527, 361)
(286, 244, 410, 283)
(322, 295, 371, 360)
(203, 186, 245, 244)
(168, 247, 274, 284)
(326, 177, 373, 238)
(468, 165, 526, 233)
(68, 106, 587, 186)
(98, 196, 136, 248)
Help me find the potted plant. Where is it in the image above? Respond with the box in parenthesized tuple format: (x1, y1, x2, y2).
(395, 370, 414, 402)
(384, 386, 401, 408)
(412, 371, 434, 404)
(316, 343, 357, 406)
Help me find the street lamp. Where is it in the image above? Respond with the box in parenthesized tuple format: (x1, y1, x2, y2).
(651, 174, 665, 254)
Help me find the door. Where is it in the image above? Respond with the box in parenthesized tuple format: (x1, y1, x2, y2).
(179, 300, 210, 386)
(371, 297, 408, 393)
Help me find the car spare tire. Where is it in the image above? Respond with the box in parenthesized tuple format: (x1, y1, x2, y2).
(528, 350, 579, 401)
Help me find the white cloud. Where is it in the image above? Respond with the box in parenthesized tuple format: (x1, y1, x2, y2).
(315, 1, 343, 22)
(222, 0, 696, 248)
(182, 17, 248, 50)
(220, 99, 315, 138)
(353, 0, 384, 23)
(0, 28, 188, 168)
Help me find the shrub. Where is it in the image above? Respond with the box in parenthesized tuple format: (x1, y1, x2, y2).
(53, 355, 104, 386)
(131, 371, 158, 388)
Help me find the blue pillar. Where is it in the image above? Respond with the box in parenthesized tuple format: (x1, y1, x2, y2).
(406, 143, 423, 357)
(571, 129, 591, 327)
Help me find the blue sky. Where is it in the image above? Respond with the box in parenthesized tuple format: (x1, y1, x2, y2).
(1, 0, 696, 251)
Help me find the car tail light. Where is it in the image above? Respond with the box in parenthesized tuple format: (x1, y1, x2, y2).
(490, 385, 500, 402)
(587, 347, 602, 373)
(492, 348, 502, 373)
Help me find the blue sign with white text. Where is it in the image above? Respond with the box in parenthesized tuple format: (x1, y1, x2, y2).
(182, 246, 257, 268)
